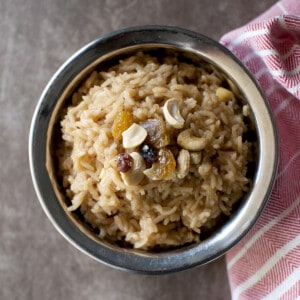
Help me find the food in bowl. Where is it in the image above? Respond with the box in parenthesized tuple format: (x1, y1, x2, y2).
(54, 51, 256, 250)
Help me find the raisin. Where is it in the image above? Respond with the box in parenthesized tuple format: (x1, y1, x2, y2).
(116, 153, 133, 173)
(156, 148, 176, 179)
(112, 111, 134, 141)
(139, 143, 157, 167)
(144, 148, 176, 180)
(139, 118, 170, 148)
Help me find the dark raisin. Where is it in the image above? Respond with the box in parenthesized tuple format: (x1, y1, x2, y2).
(139, 143, 157, 167)
(116, 153, 133, 173)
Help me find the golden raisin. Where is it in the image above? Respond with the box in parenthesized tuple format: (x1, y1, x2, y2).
(139, 118, 170, 148)
(146, 148, 176, 180)
(112, 111, 134, 141)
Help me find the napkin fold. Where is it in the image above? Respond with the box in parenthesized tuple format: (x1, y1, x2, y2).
(220, 1, 300, 299)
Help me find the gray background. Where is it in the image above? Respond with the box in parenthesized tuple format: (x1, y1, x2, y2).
(1, 0, 277, 299)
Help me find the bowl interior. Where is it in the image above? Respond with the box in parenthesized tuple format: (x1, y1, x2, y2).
(47, 45, 257, 249)
(30, 26, 277, 273)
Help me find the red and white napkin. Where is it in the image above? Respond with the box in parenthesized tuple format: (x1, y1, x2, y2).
(220, 0, 300, 299)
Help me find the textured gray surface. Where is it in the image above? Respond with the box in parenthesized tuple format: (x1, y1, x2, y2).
(1, 0, 277, 299)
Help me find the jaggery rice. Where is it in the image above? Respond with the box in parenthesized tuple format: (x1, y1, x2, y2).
(57, 52, 254, 250)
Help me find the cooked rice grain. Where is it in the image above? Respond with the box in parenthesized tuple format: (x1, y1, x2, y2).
(57, 52, 254, 250)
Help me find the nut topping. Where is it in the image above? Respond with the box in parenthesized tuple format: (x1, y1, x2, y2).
(176, 149, 190, 179)
(177, 129, 207, 151)
(163, 98, 185, 129)
(122, 123, 147, 149)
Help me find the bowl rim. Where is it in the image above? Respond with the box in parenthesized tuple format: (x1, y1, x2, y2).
(29, 25, 278, 274)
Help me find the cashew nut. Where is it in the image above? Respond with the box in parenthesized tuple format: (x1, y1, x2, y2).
(216, 87, 234, 102)
(122, 123, 147, 149)
(177, 129, 207, 151)
(163, 98, 185, 129)
(176, 149, 190, 179)
(120, 152, 146, 186)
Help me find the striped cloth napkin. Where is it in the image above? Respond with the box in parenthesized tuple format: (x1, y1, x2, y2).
(220, 0, 300, 299)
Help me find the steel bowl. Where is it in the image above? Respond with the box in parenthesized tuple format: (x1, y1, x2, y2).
(29, 25, 278, 274)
